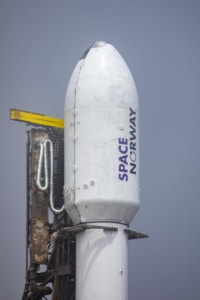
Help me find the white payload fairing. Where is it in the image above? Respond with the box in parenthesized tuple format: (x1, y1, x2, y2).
(64, 41, 140, 300)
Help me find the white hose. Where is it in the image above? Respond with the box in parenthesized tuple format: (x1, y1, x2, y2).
(36, 139, 64, 214)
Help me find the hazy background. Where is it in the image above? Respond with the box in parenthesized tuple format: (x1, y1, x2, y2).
(1, 1, 200, 299)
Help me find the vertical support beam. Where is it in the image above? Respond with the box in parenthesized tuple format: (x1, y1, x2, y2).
(30, 129, 49, 265)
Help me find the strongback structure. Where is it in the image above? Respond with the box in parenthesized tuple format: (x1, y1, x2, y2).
(11, 110, 76, 300)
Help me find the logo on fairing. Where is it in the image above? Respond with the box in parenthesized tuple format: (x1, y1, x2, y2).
(118, 107, 137, 181)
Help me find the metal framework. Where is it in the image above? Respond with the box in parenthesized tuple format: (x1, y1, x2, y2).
(20, 127, 75, 300)
(21, 127, 76, 300)
(10, 109, 74, 300)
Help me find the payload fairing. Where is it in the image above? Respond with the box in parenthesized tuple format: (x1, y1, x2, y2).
(64, 41, 140, 300)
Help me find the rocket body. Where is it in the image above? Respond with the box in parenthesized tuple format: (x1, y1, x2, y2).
(64, 41, 139, 299)
(76, 223, 128, 300)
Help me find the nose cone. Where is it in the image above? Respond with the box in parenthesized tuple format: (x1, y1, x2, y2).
(81, 41, 107, 59)
(64, 41, 139, 225)
(69, 41, 138, 112)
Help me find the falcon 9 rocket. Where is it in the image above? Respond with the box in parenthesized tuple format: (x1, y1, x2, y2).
(64, 41, 139, 300)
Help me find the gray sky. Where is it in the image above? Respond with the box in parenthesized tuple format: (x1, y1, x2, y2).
(1, 1, 200, 299)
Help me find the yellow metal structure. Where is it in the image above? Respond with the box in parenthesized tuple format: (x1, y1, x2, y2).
(10, 109, 64, 128)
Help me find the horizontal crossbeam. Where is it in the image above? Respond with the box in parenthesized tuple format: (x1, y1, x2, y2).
(10, 109, 64, 128)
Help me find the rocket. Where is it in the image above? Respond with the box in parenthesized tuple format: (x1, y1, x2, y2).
(64, 41, 140, 300)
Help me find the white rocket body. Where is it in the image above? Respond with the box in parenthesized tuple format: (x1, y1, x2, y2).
(64, 41, 139, 300)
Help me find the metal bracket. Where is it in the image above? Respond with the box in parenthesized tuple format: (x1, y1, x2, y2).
(61, 224, 148, 240)
(124, 229, 149, 240)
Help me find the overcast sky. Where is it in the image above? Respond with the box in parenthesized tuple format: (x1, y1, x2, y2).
(1, 1, 200, 299)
